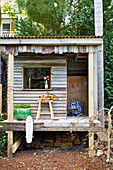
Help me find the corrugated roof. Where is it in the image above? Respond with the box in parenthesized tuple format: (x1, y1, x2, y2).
(0, 36, 103, 39)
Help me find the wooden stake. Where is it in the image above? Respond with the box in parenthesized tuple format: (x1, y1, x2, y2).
(7, 131, 13, 158)
(8, 54, 14, 122)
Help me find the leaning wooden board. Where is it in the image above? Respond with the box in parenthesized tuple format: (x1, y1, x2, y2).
(26, 116, 33, 143)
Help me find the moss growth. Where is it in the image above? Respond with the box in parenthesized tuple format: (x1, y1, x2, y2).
(13, 104, 30, 109)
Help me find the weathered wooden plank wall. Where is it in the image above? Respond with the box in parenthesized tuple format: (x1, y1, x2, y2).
(13, 56, 67, 119)
(4, 44, 104, 119)
(0, 45, 101, 56)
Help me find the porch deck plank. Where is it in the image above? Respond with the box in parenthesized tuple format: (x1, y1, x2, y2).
(0, 117, 102, 132)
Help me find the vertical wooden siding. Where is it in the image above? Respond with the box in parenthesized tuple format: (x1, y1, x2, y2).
(13, 58, 67, 119)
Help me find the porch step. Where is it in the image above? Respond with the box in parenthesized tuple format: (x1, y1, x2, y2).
(96, 132, 108, 141)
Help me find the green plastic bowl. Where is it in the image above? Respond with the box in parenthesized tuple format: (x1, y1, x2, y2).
(14, 108, 31, 120)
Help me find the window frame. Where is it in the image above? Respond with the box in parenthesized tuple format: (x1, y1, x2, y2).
(1, 22, 11, 36)
(22, 66, 52, 91)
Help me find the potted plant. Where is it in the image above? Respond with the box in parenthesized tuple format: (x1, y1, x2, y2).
(13, 104, 31, 120)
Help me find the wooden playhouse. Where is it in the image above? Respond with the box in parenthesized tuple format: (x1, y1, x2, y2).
(0, 0, 104, 157)
(0, 35, 104, 157)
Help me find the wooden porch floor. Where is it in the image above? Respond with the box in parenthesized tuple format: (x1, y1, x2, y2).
(0, 116, 102, 132)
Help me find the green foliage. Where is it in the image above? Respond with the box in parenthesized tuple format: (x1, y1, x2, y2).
(82, 152, 87, 158)
(69, 0, 94, 36)
(103, 0, 113, 109)
(0, 131, 7, 154)
(14, 104, 30, 108)
(42, 155, 49, 159)
(2, 0, 18, 18)
(14, 18, 47, 36)
(2, 0, 95, 36)
(0, 113, 7, 154)
(2, 54, 7, 60)
(25, 0, 67, 35)
(0, 113, 7, 121)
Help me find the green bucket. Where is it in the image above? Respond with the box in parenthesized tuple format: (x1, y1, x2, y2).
(14, 108, 31, 120)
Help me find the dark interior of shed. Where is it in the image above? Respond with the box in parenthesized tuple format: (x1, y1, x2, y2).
(67, 54, 88, 116)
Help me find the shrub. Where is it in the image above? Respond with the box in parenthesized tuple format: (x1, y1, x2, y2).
(0, 113, 7, 154)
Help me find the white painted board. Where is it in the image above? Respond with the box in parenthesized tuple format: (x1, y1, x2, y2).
(26, 115, 33, 143)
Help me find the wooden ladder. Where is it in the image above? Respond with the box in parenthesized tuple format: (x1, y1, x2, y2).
(36, 100, 59, 120)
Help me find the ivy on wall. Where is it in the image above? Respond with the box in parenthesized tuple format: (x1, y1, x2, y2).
(103, 0, 113, 108)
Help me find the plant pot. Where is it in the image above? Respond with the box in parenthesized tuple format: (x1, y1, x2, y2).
(14, 108, 31, 120)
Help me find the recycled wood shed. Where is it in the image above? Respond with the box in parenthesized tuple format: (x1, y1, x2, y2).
(0, 35, 104, 157)
(0, 0, 104, 157)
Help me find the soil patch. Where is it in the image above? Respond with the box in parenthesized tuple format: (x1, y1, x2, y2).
(0, 146, 112, 170)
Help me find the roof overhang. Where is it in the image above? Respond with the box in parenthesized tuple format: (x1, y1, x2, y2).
(0, 37, 103, 46)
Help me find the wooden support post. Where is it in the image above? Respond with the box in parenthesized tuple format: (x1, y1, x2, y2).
(97, 45, 104, 110)
(88, 50, 95, 157)
(7, 131, 13, 158)
(88, 51, 94, 118)
(8, 54, 14, 122)
(94, 51, 98, 116)
(0, 84, 2, 113)
(12, 134, 24, 154)
(97, 45, 104, 126)
(89, 131, 95, 157)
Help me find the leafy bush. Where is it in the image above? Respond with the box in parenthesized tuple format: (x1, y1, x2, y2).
(14, 104, 30, 109)
(0, 113, 7, 154)
(0, 113, 7, 121)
